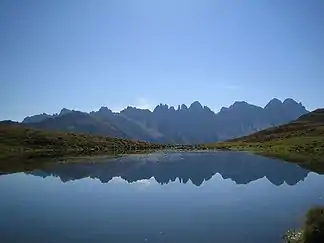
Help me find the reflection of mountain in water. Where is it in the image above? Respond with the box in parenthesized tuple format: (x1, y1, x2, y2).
(29, 152, 310, 186)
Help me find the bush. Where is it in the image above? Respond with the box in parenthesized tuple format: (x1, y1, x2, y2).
(303, 207, 324, 243)
(285, 207, 324, 243)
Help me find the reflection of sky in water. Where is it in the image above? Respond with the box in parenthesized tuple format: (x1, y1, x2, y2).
(1, 152, 324, 243)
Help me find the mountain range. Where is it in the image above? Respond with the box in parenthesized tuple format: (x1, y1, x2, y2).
(21, 98, 308, 144)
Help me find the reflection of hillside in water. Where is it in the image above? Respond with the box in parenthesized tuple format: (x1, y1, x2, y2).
(29, 152, 310, 186)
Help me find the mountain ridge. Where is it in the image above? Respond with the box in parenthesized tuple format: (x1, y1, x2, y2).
(19, 98, 308, 144)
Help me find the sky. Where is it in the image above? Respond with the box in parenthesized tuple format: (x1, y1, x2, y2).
(1, 0, 324, 121)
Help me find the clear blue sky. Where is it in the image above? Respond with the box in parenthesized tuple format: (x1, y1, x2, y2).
(1, 0, 323, 121)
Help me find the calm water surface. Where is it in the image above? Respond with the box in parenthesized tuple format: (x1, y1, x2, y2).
(1, 151, 324, 243)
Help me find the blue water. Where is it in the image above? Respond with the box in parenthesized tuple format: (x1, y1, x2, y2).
(1, 151, 324, 243)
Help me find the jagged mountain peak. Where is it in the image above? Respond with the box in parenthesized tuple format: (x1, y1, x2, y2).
(121, 106, 152, 116)
(189, 101, 203, 110)
(282, 98, 307, 111)
(59, 108, 72, 115)
(264, 98, 282, 109)
(153, 104, 169, 112)
(229, 101, 254, 109)
(268, 98, 282, 104)
(283, 98, 299, 105)
(98, 106, 112, 113)
(233, 101, 248, 105)
(169, 106, 176, 112)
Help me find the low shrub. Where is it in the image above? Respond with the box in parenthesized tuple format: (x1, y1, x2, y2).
(285, 207, 324, 243)
(303, 207, 324, 243)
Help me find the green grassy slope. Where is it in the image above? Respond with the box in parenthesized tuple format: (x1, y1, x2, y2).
(205, 109, 324, 172)
(0, 122, 166, 161)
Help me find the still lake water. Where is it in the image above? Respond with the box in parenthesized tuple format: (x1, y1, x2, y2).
(1, 151, 324, 243)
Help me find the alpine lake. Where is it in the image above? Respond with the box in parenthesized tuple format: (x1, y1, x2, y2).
(1, 151, 324, 243)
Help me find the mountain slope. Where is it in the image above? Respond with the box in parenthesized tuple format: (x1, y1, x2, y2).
(91, 107, 164, 142)
(230, 108, 324, 142)
(20, 98, 308, 143)
(26, 111, 128, 138)
(206, 109, 324, 172)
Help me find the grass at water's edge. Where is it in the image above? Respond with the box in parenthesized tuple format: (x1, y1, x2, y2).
(203, 137, 324, 174)
(0, 122, 176, 173)
(1, 141, 323, 174)
(0, 149, 168, 174)
(0, 147, 210, 174)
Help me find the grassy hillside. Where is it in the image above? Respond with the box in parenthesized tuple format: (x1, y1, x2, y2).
(205, 109, 324, 172)
(0, 122, 167, 171)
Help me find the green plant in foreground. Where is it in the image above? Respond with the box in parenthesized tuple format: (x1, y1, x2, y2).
(303, 207, 324, 243)
(284, 229, 303, 243)
(285, 207, 324, 243)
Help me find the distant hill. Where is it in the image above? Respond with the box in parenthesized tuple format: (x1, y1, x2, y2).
(0, 122, 166, 171)
(20, 98, 308, 144)
(230, 108, 324, 143)
(207, 109, 324, 172)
